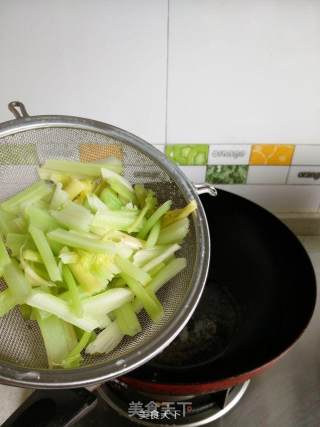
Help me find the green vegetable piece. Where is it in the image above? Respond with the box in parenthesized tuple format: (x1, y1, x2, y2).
(142, 244, 180, 273)
(85, 321, 124, 355)
(0, 209, 18, 236)
(146, 221, 160, 247)
(6, 233, 29, 256)
(157, 218, 190, 245)
(115, 302, 142, 336)
(62, 331, 92, 368)
(0, 289, 17, 317)
(115, 255, 151, 286)
(0, 234, 10, 274)
(100, 188, 123, 210)
(51, 201, 93, 232)
(62, 265, 82, 316)
(48, 229, 116, 253)
(42, 159, 122, 177)
(1, 181, 52, 213)
(50, 183, 69, 210)
(138, 200, 172, 240)
(3, 260, 31, 304)
(25, 205, 60, 232)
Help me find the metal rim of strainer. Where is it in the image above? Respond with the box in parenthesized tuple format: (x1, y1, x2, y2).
(0, 102, 213, 389)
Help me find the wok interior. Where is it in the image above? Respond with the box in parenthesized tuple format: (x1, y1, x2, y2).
(0, 126, 200, 371)
(133, 190, 316, 384)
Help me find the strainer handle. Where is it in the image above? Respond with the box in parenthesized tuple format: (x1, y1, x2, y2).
(195, 183, 217, 197)
(8, 101, 29, 119)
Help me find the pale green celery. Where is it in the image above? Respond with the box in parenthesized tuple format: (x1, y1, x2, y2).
(132, 258, 186, 313)
(162, 200, 197, 227)
(37, 308, 52, 319)
(3, 260, 31, 303)
(142, 244, 180, 273)
(101, 168, 133, 191)
(115, 302, 141, 336)
(6, 233, 28, 256)
(70, 263, 107, 294)
(85, 321, 124, 355)
(48, 240, 64, 256)
(19, 303, 32, 320)
(12, 217, 28, 233)
(0, 289, 16, 316)
(29, 225, 61, 282)
(146, 221, 160, 247)
(20, 255, 56, 288)
(86, 194, 108, 213)
(0, 209, 19, 236)
(58, 248, 79, 264)
(26, 291, 99, 331)
(104, 230, 143, 250)
(138, 200, 172, 240)
(100, 188, 123, 210)
(107, 179, 136, 203)
(82, 288, 133, 318)
(48, 229, 116, 253)
(1, 181, 52, 213)
(133, 246, 166, 267)
(64, 178, 85, 200)
(62, 331, 92, 368)
(68, 230, 100, 240)
(127, 204, 149, 234)
(25, 205, 60, 232)
(0, 234, 10, 273)
(38, 168, 80, 184)
(43, 159, 122, 177)
(92, 210, 138, 232)
(114, 244, 133, 259)
(22, 249, 42, 263)
(134, 184, 147, 208)
(109, 277, 126, 288)
(121, 273, 163, 322)
(62, 265, 82, 316)
(51, 201, 93, 232)
(157, 218, 190, 245)
(93, 180, 106, 196)
(50, 183, 69, 210)
(34, 310, 78, 368)
(115, 255, 151, 286)
(95, 156, 123, 174)
(148, 262, 165, 277)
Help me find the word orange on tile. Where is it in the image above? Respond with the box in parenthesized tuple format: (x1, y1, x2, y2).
(80, 143, 123, 162)
(250, 144, 295, 165)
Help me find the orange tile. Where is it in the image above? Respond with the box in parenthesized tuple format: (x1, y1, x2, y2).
(80, 143, 123, 162)
(250, 144, 295, 165)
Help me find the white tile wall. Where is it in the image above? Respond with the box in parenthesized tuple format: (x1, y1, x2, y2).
(288, 166, 320, 185)
(247, 166, 289, 184)
(292, 145, 320, 165)
(179, 166, 206, 183)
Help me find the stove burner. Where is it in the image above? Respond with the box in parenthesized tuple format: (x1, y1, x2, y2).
(98, 380, 250, 426)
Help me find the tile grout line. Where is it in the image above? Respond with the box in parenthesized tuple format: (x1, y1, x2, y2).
(164, 0, 170, 146)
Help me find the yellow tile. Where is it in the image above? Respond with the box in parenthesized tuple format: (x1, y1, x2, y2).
(250, 144, 295, 165)
(80, 144, 123, 162)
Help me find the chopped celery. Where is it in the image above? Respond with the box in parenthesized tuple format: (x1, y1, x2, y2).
(48, 229, 116, 253)
(86, 194, 108, 213)
(96, 156, 123, 174)
(62, 331, 92, 368)
(132, 258, 186, 313)
(104, 230, 143, 250)
(29, 225, 61, 282)
(100, 188, 123, 210)
(121, 273, 163, 322)
(12, 217, 28, 233)
(134, 184, 147, 208)
(157, 218, 190, 245)
(146, 221, 160, 247)
(92, 210, 138, 232)
(3, 260, 31, 303)
(115, 255, 151, 286)
(115, 302, 141, 336)
(101, 168, 133, 191)
(6, 233, 29, 256)
(20, 255, 56, 288)
(51, 201, 93, 232)
(142, 244, 180, 273)
(26, 291, 99, 331)
(0, 209, 19, 236)
(25, 205, 60, 232)
(22, 249, 42, 263)
(62, 265, 82, 316)
(58, 248, 79, 264)
(19, 303, 32, 320)
(64, 178, 85, 200)
(1, 181, 52, 213)
(138, 200, 172, 240)
(133, 246, 165, 267)
(50, 183, 69, 210)
(85, 321, 124, 355)
(82, 287, 133, 318)
(38, 168, 79, 184)
(162, 200, 197, 227)
(0, 234, 10, 273)
(42, 159, 122, 177)
(148, 262, 165, 277)
(0, 289, 17, 316)
(34, 310, 78, 368)
(70, 263, 107, 293)
(108, 179, 136, 203)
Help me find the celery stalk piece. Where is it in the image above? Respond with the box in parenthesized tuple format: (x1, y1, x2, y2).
(108, 179, 136, 203)
(50, 183, 69, 210)
(133, 246, 166, 267)
(133, 258, 187, 313)
(92, 210, 138, 232)
(82, 288, 133, 318)
(58, 248, 79, 264)
(62, 265, 82, 316)
(19, 303, 32, 320)
(86, 194, 109, 213)
(62, 331, 92, 368)
(109, 277, 126, 288)
(0, 289, 17, 316)
(142, 244, 180, 273)
(101, 168, 133, 191)
(96, 156, 123, 174)
(1, 181, 52, 213)
(138, 200, 172, 240)
(43, 159, 122, 177)
(12, 217, 28, 233)
(25, 205, 60, 232)
(22, 249, 42, 263)
(0, 234, 10, 273)
(26, 291, 99, 331)
(148, 262, 165, 277)
(100, 188, 123, 210)
(20, 254, 56, 288)
(34, 310, 78, 368)
(157, 218, 190, 245)
(70, 263, 107, 294)
(104, 230, 143, 250)
(50, 201, 93, 232)
(146, 221, 160, 247)
(115, 255, 151, 286)
(64, 178, 85, 200)
(162, 200, 197, 227)
(120, 273, 163, 322)
(0, 209, 19, 236)
(38, 168, 82, 184)
(3, 260, 31, 303)
(29, 225, 61, 282)
(48, 229, 116, 253)
(85, 321, 124, 355)
(134, 184, 147, 208)
(115, 302, 142, 336)
(127, 204, 149, 234)
(6, 233, 29, 256)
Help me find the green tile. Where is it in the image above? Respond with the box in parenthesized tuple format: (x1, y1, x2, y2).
(1, 144, 38, 165)
(166, 144, 209, 166)
(206, 165, 248, 184)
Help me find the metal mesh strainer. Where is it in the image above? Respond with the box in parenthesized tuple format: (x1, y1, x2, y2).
(0, 102, 214, 388)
